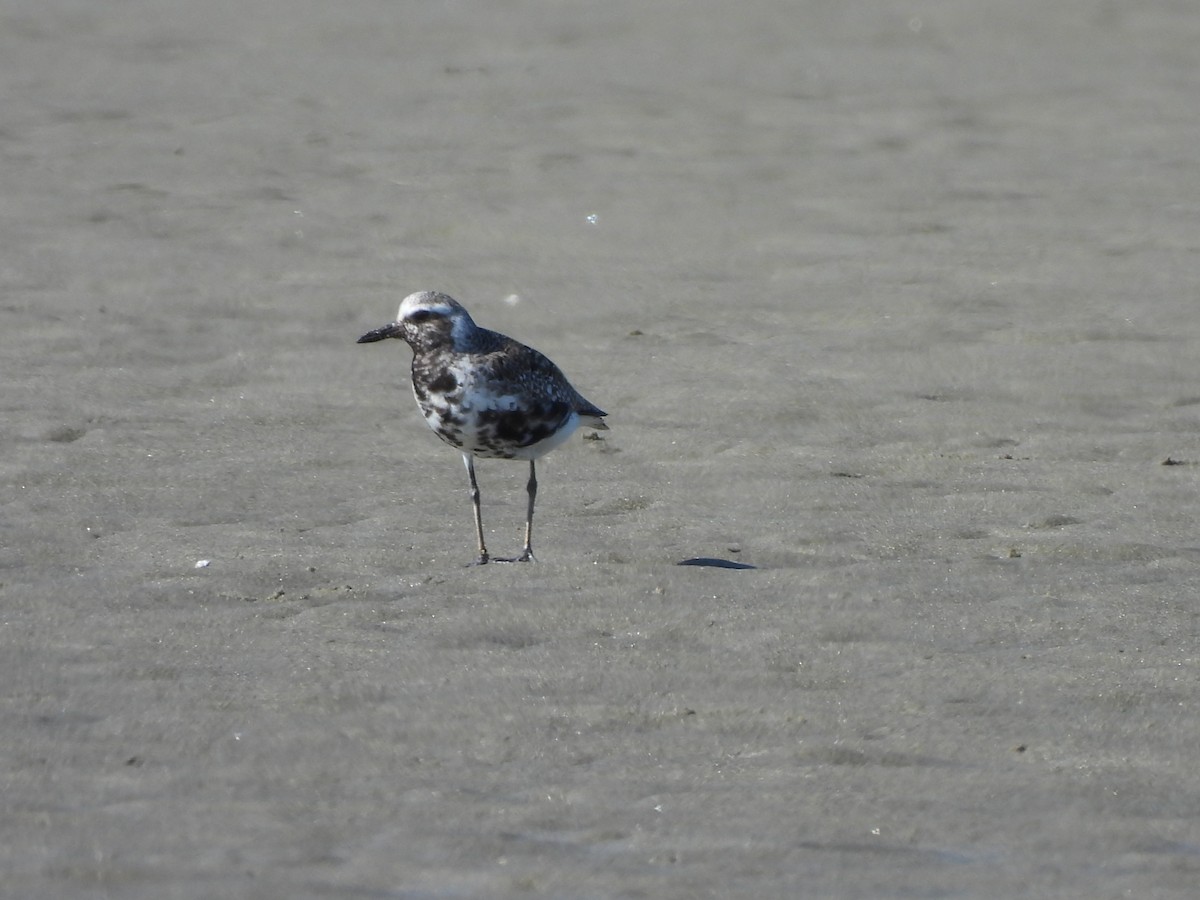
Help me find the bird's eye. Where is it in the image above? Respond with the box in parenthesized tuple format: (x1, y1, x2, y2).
(407, 310, 435, 324)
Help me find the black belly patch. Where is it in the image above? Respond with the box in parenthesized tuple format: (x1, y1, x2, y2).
(476, 400, 569, 450)
(428, 370, 458, 394)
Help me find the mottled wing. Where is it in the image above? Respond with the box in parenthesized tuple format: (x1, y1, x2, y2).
(476, 340, 582, 448)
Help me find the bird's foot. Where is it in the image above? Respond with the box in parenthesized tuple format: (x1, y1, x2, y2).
(494, 549, 536, 563)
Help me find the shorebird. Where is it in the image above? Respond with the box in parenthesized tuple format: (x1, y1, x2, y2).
(358, 291, 607, 565)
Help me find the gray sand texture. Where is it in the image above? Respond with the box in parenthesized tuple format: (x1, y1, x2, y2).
(3, 1, 1200, 897)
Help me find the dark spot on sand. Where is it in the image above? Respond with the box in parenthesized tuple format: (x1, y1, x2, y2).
(677, 557, 757, 570)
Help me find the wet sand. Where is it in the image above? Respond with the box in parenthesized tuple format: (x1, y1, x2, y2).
(3, 1, 1200, 896)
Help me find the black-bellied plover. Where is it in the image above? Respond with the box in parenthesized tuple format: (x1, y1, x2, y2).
(358, 291, 607, 565)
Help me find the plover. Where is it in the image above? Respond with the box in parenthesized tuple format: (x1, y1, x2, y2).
(358, 291, 607, 565)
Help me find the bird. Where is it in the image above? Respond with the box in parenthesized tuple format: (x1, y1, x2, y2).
(357, 291, 607, 565)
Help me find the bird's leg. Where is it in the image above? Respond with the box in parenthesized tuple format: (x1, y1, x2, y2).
(495, 460, 537, 563)
(463, 454, 489, 565)
(517, 460, 537, 562)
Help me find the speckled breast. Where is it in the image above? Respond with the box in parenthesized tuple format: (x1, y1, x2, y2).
(411, 357, 573, 459)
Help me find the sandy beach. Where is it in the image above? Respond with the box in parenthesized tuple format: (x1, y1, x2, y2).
(3, 1, 1200, 896)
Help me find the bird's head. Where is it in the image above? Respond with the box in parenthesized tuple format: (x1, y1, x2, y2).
(357, 291, 476, 352)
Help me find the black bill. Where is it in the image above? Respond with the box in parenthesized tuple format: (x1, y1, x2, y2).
(357, 323, 403, 343)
